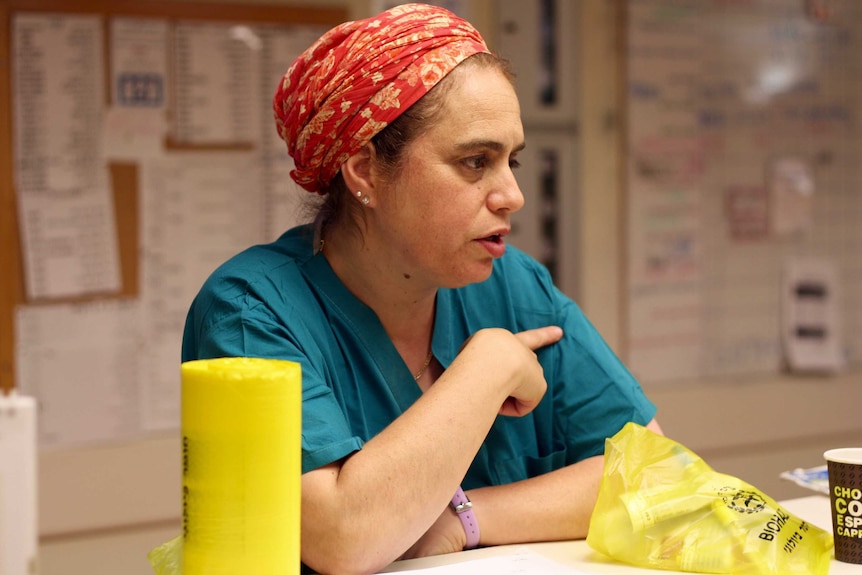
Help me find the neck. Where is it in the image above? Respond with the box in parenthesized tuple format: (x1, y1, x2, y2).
(322, 224, 436, 347)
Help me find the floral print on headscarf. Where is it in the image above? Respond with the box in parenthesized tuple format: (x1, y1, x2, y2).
(273, 3, 489, 194)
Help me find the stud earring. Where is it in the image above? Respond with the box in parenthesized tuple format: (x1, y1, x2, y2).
(356, 190, 370, 205)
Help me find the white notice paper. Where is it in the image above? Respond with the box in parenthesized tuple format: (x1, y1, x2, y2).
(104, 18, 169, 160)
(138, 152, 264, 430)
(110, 17, 168, 109)
(171, 22, 260, 144)
(13, 13, 105, 194)
(13, 13, 121, 299)
(770, 157, 815, 237)
(16, 185, 122, 300)
(102, 106, 167, 161)
(377, 547, 599, 575)
(15, 300, 142, 447)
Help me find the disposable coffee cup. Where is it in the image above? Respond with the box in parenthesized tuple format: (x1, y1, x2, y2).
(824, 448, 862, 564)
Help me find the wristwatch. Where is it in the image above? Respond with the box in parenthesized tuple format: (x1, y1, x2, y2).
(450, 487, 480, 549)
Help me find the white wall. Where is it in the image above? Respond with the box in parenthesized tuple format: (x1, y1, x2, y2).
(649, 371, 862, 500)
(38, 436, 181, 575)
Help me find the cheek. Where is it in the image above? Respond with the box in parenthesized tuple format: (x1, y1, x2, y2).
(423, 202, 469, 236)
(392, 161, 477, 231)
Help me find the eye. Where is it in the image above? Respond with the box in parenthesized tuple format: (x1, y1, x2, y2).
(509, 156, 521, 169)
(462, 155, 488, 171)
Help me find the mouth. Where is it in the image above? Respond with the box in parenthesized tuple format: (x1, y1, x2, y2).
(478, 229, 509, 244)
(475, 229, 509, 258)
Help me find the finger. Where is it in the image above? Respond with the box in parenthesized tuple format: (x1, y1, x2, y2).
(515, 326, 563, 351)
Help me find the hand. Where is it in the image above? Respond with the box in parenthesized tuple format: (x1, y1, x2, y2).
(504, 325, 563, 416)
(458, 326, 563, 417)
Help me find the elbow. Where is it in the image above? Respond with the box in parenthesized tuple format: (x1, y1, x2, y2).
(302, 532, 401, 575)
(304, 559, 384, 575)
(303, 551, 394, 575)
(646, 417, 664, 436)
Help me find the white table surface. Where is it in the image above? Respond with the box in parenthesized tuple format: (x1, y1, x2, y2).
(380, 495, 860, 574)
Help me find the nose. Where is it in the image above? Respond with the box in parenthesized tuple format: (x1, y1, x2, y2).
(489, 167, 524, 214)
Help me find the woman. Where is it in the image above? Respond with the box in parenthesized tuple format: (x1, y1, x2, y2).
(183, 4, 661, 574)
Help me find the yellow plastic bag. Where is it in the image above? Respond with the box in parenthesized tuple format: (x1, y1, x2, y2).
(587, 423, 833, 574)
(148, 535, 181, 575)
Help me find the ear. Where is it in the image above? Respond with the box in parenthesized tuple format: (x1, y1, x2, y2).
(340, 143, 376, 196)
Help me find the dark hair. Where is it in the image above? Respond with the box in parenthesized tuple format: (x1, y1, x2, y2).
(308, 53, 514, 236)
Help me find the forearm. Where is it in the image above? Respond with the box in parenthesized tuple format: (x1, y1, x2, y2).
(468, 418, 663, 546)
(468, 455, 605, 546)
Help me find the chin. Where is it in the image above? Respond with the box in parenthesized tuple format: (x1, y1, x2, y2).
(442, 262, 495, 289)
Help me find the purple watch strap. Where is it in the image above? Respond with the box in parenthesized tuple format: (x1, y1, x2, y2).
(451, 486, 480, 549)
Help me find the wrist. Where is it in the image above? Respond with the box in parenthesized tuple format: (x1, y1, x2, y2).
(450, 487, 480, 550)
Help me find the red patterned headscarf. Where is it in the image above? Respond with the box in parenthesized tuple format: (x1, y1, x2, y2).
(273, 3, 489, 194)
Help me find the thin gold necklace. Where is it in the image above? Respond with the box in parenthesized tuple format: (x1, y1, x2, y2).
(413, 348, 434, 381)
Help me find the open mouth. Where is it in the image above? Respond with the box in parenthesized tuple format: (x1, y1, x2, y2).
(476, 233, 507, 258)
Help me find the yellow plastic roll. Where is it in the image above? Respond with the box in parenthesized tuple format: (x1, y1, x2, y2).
(182, 357, 301, 575)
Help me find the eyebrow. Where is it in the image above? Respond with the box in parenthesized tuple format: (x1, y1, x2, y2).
(453, 139, 526, 154)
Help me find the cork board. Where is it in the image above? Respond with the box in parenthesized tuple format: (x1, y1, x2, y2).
(0, 0, 346, 391)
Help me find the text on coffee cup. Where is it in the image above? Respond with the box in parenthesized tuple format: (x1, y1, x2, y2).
(834, 486, 862, 538)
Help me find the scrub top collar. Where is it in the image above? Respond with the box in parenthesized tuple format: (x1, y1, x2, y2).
(301, 249, 459, 412)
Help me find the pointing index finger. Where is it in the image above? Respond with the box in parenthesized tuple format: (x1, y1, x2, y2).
(517, 326, 563, 351)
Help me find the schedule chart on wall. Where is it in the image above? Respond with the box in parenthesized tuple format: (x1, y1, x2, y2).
(12, 14, 121, 301)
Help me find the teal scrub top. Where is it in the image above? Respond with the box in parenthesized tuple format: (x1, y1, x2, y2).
(182, 225, 656, 489)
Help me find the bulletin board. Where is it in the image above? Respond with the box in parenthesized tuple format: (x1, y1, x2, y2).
(623, 0, 862, 384)
(0, 0, 346, 445)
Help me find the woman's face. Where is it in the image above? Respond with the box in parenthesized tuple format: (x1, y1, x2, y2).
(370, 65, 525, 289)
